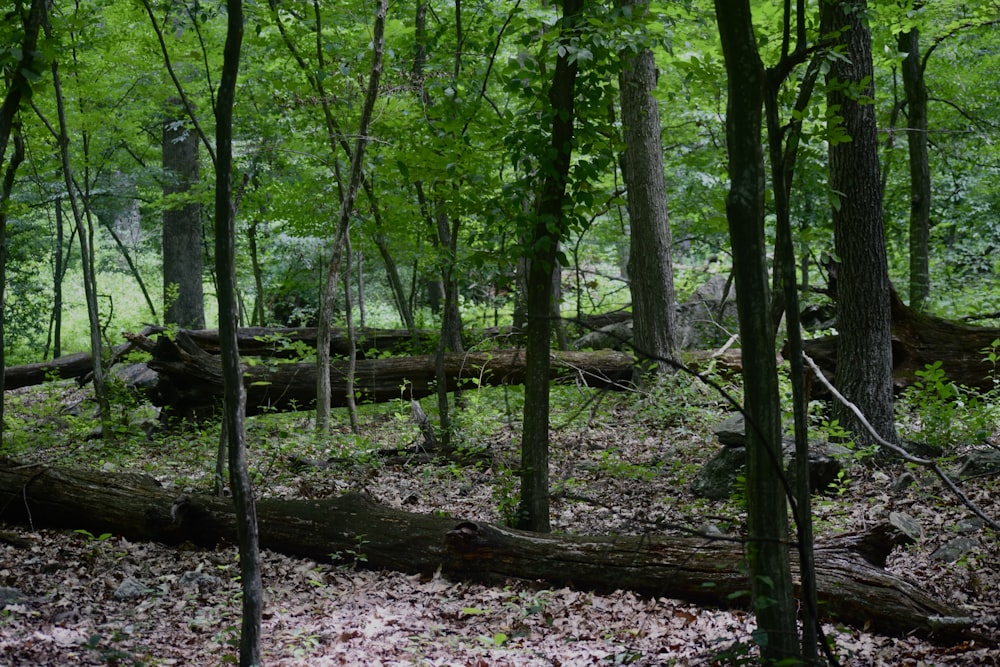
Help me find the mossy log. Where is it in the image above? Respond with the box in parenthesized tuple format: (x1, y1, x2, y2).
(0, 461, 989, 645)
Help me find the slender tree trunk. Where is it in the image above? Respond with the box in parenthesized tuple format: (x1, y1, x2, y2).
(163, 101, 205, 328)
(248, 218, 266, 326)
(714, 2, 800, 661)
(823, 0, 898, 449)
(315, 0, 388, 433)
(518, 0, 583, 534)
(215, 1, 262, 664)
(617, 0, 678, 378)
(50, 56, 111, 436)
(0, 133, 25, 441)
(344, 231, 359, 433)
(899, 24, 931, 312)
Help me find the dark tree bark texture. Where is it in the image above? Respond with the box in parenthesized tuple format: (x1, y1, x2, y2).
(0, 462, 987, 646)
(618, 0, 679, 378)
(822, 0, 898, 448)
(214, 1, 262, 663)
(518, 0, 583, 533)
(714, 2, 799, 660)
(899, 24, 931, 312)
(162, 100, 205, 329)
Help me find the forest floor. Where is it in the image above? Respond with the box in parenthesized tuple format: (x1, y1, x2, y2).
(1, 378, 999, 666)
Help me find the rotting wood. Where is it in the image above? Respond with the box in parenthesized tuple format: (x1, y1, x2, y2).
(0, 461, 992, 645)
(804, 290, 1000, 394)
(128, 331, 635, 420)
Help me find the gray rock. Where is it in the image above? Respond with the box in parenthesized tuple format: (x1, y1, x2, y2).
(957, 449, 1000, 478)
(676, 274, 740, 349)
(891, 472, 916, 491)
(0, 587, 26, 606)
(573, 322, 633, 351)
(889, 511, 923, 542)
(930, 536, 978, 563)
(113, 577, 149, 600)
(179, 571, 222, 590)
(954, 518, 985, 534)
(713, 414, 746, 447)
(692, 446, 746, 500)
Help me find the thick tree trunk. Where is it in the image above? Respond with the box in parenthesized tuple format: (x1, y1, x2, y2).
(136, 331, 632, 420)
(618, 0, 679, 378)
(162, 99, 205, 330)
(0, 462, 985, 645)
(822, 0, 898, 448)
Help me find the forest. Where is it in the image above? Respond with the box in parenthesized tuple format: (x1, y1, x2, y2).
(1, 0, 999, 665)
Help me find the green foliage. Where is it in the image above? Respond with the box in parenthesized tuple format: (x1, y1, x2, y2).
(897, 346, 1000, 452)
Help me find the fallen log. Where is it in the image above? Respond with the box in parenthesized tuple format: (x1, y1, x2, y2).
(3, 352, 94, 390)
(0, 461, 989, 644)
(131, 331, 635, 420)
(145, 325, 438, 359)
(803, 291, 1000, 394)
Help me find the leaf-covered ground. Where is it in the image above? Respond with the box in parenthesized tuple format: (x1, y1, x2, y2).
(1, 379, 998, 665)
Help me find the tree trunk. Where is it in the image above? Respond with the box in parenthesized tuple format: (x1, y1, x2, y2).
(133, 330, 633, 420)
(714, 2, 799, 661)
(617, 0, 679, 378)
(899, 23, 931, 313)
(0, 0, 42, 432)
(0, 462, 984, 646)
(50, 53, 111, 438)
(214, 1, 262, 663)
(519, 0, 583, 533)
(162, 99, 206, 329)
(315, 0, 387, 434)
(823, 0, 898, 449)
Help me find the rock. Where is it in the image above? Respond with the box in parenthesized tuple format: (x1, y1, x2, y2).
(573, 322, 633, 351)
(891, 472, 916, 491)
(954, 518, 985, 534)
(692, 446, 746, 500)
(786, 442, 852, 493)
(697, 424, 851, 498)
(113, 577, 149, 600)
(179, 571, 222, 590)
(713, 414, 746, 447)
(0, 587, 26, 606)
(676, 274, 740, 349)
(889, 511, 923, 542)
(930, 536, 978, 563)
(957, 449, 1000, 478)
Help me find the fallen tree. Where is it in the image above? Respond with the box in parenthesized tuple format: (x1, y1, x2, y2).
(3, 352, 94, 390)
(0, 461, 991, 644)
(128, 331, 635, 419)
(804, 291, 1000, 394)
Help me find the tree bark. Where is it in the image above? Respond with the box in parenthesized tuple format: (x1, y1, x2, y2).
(617, 0, 679, 378)
(714, 2, 799, 660)
(899, 23, 931, 312)
(823, 0, 898, 449)
(214, 1, 262, 663)
(0, 462, 986, 646)
(519, 0, 583, 533)
(162, 102, 205, 329)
